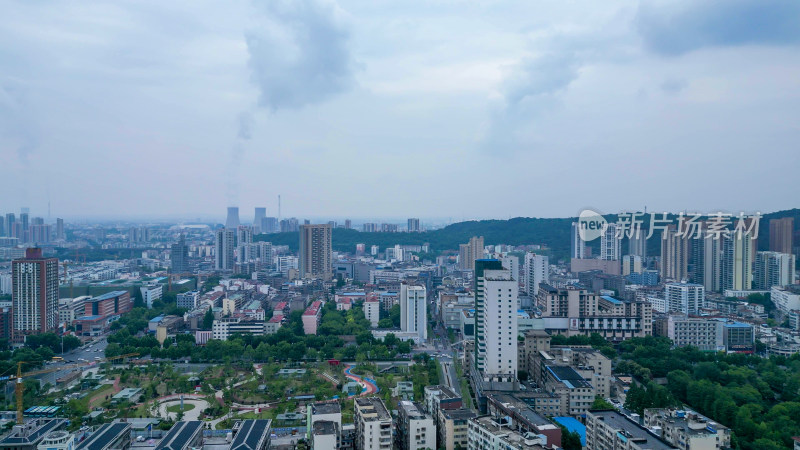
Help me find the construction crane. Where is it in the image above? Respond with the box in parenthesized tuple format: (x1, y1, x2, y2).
(3, 352, 139, 424)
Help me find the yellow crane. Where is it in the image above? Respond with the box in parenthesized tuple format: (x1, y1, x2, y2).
(4, 352, 139, 424)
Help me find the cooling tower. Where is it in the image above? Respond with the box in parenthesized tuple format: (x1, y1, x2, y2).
(226, 207, 240, 228)
(254, 207, 266, 227)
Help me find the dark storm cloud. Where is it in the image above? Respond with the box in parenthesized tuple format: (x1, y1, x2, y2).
(637, 0, 800, 56)
(245, 0, 356, 111)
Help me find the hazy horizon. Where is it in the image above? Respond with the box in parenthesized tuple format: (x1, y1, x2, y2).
(2, 0, 799, 218)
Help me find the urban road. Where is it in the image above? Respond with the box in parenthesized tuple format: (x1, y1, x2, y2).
(36, 338, 109, 387)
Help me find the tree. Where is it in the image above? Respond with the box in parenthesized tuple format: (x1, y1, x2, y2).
(202, 309, 215, 330)
(559, 426, 582, 450)
(591, 396, 616, 410)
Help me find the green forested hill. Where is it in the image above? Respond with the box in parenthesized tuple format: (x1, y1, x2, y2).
(255, 208, 800, 262)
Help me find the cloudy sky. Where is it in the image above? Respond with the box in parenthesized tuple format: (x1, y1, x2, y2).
(1, 0, 799, 222)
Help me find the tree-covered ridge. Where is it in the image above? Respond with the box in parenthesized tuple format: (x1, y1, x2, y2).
(255, 208, 800, 262)
(616, 336, 800, 450)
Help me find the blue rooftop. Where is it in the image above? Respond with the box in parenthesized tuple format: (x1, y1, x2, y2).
(149, 315, 164, 323)
(553, 417, 586, 446)
(600, 295, 623, 305)
(341, 292, 365, 296)
(77, 315, 103, 320)
(89, 291, 128, 302)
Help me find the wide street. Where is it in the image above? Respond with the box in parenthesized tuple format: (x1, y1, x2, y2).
(36, 338, 109, 387)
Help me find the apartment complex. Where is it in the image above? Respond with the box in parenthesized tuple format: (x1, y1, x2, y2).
(586, 410, 677, 450)
(400, 284, 427, 342)
(474, 259, 518, 380)
(395, 401, 436, 450)
(459, 236, 485, 271)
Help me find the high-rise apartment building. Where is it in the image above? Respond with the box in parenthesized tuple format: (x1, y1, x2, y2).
(400, 284, 427, 343)
(664, 282, 705, 315)
(722, 233, 752, 291)
(12, 248, 59, 342)
(354, 397, 392, 450)
(474, 260, 517, 381)
(261, 217, 278, 234)
(702, 235, 723, 292)
(170, 234, 190, 273)
(769, 217, 794, 255)
(458, 236, 484, 271)
(622, 255, 642, 276)
(395, 401, 435, 450)
(299, 224, 332, 281)
(254, 207, 266, 233)
(215, 228, 235, 271)
(600, 223, 621, 261)
(407, 218, 421, 232)
(128, 226, 150, 246)
(754, 251, 796, 289)
(56, 218, 65, 240)
(225, 207, 240, 229)
(660, 225, 689, 281)
(570, 222, 586, 259)
(628, 230, 647, 258)
(523, 253, 548, 296)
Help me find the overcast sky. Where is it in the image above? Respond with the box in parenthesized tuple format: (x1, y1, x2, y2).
(1, 0, 799, 222)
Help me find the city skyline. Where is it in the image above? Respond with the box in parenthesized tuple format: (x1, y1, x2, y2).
(2, 0, 799, 218)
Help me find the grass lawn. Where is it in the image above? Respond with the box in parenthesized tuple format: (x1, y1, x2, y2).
(166, 403, 196, 413)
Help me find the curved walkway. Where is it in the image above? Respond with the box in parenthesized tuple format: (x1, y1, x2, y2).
(343, 364, 379, 397)
(151, 394, 209, 421)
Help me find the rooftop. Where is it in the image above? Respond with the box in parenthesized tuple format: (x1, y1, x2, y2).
(0, 419, 67, 446)
(88, 291, 129, 303)
(600, 295, 623, 305)
(230, 419, 272, 450)
(547, 366, 592, 389)
(312, 421, 338, 436)
(76, 422, 130, 450)
(154, 421, 203, 450)
(590, 411, 675, 450)
(355, 397, 390, 421)
(311, 402, 341, 415)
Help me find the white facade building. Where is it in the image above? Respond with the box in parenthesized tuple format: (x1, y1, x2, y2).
(600, 223, 621, 261)
(772, 286, 800, 315)
(364, 298, 380, 328)
(400, 284, 427, 343)
(754, 251, 796, 290)
(523, 253, 548, 297)
(664, 283, 705, 315)
(140, 284, 163, 309)
(215, 228, 235, 271)
(482, 269, 518, 379)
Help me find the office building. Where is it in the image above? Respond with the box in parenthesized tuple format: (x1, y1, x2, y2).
(474, 260, 518, 380)
(2, 213, 13, 237)
(655, 314, 754, 353)
(36, 430, 74, 450)
(12, 248, 59, 342)
(85, 291, 131, 318)
(722, 233, 753, 291)
(396, 401, 435, 450)
(212, 318, 267, 341)
(154, 421, 204, 450)
(601, 223, 621, 261)
(140, 284, 163, 309)
(769, 217, 794, 255)
(230, 420, 272, 450)
(0, 419, 68, 450)
(226, 207, 241, 229)
(400, 284, 427, 342)
(643, 409, 731, 450)
(537, 285, 652, 340)
(571, 222, 586, 259)
(299, 224, 332, 281)
(354, 397, 392, 450)
(523, 253, 548, 297)
(754, 251, 795, 289)
(75, 422, 131, 450)
(660, 225, 689, 282)
(664, 283, 705, 315)
(170, 234, 190, 273)
(459, 236, 484, 271)
(215, 228, 235, 271)
(586, 410, 676, 450)
(408, 218, 421, 232)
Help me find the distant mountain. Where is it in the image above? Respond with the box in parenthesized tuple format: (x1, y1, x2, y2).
(256, 208, 800, 262)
